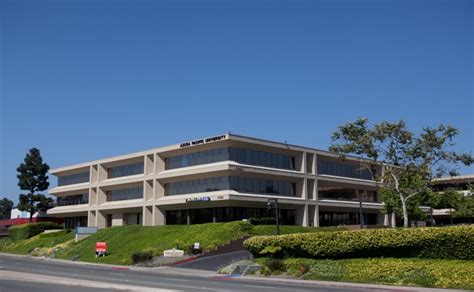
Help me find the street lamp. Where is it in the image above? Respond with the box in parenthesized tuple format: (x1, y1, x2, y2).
(267, 198, 280, 235)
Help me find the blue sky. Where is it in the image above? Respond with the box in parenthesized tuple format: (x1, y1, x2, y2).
(1, 0, 473, 203)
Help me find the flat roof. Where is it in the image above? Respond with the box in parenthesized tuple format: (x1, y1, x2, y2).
(433, 174, 474, 184)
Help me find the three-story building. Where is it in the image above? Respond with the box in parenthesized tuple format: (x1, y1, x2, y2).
(47, 134, 388, 229)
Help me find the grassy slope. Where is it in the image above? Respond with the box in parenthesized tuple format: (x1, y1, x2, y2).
(276, 258, 474, 290)
(1, 231, 75, 254)
(56, 222, 340, 265)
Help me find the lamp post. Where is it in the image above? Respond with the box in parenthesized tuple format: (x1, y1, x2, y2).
(267, 198, 280, 235)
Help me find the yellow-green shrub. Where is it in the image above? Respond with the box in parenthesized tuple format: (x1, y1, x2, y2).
(244, 225, 474, 260)
(283, 258, 474, 289)
(8, 222, 63, 240)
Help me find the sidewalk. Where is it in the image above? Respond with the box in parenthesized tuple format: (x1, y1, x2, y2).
(227, 275, 465, 292)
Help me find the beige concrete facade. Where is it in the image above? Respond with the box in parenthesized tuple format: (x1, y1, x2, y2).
(47, 134, 388, 229)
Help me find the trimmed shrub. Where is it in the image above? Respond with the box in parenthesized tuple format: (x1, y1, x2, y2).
(8, 222, 63, 240)
(131, 251, 153, 264)
(244, 225, 474, 260)
(265, 258, 286, 273)
(284, 258, 474, 289)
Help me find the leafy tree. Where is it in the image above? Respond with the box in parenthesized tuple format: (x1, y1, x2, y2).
(0, 197, 14, 219)
(330, 118, 473, 228)
(16, 148, 54, 221)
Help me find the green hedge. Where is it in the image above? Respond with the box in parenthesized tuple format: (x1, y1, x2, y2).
(244, 225, 474, 260)
(8, 222, 63, 240)
(283, 258, 474, 289)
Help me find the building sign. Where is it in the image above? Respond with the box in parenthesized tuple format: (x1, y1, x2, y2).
(180, 135, 226, 148)
(164, 248, 184, 257)
(185, 196, 211, 203)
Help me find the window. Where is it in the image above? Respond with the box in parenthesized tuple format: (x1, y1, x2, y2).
(107, 187, 143, 201)
(165, 176, 295, 196)
(165, 147, 296, 170)
(57, 194, 89, 206)
(317, 159, 372, 180)
(58, 171, 90, 186)
(108, 162, 144, 179)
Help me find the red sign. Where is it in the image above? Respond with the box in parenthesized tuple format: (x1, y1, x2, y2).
(96, 242, 107, 253)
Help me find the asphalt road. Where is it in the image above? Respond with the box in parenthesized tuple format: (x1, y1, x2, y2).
(0, 253, 373, 292)
(174, 250, 252, 271)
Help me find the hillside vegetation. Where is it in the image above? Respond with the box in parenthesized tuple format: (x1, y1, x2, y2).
(57, 222, 342, 265)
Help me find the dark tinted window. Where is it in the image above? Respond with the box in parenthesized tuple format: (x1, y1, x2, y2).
(108, 162, 144, 178)
(107, 187, 143, 201)
(58, 171, 90, 186)
(317, 159, 372, 180)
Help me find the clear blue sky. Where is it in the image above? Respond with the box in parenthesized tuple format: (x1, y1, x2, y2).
(1, 0, 473, 203)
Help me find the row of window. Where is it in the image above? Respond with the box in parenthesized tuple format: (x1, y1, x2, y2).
(166, 147, 296, 170)
(108, 162, 144, 179)
(57, 194, 89, 206)
(319, 211, 377, 227)
(166, 207, 296, 225)
(58, 171, 90, 186)
(318, 187, 378, 202)
(317, 159, 373, 180)
(165, 176, 297, 197)
(106, 186, 143, 202)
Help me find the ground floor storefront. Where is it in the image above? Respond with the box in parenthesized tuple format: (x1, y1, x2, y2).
(57, 204, 384, 228)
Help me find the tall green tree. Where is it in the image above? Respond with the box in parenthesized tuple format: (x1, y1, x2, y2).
(0, 197, 14, 219)
(16, 148, 54, 221)
(330, 118, 473, 228)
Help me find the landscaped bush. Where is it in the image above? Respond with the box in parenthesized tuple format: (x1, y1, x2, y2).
(264, 258, 286, 273)
(284, 258, 474, 289)
(244, 225, 474, 260)
(131, 251, 153, 264)
(8, 222, 63, 240)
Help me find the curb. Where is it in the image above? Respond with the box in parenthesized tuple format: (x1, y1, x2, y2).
(220, 275, 467, 292)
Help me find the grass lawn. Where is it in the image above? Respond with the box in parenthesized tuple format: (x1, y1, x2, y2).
(257, 257, 474, 290)
(0, 230, 75, 255)
(54, 221, 339, 265)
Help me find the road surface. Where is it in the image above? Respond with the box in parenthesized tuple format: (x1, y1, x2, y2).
(0, 253, 446, 292)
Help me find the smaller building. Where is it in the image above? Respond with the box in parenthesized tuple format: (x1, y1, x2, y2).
(432, 174, 474, 225)
(10, 208, 42, 219)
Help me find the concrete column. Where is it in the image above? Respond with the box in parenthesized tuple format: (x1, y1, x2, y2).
(145, 180, 153, 201)
(153, 206, 165, 226)
(89, 188, 97, 206)
(98, 187, 107, 205)
(156, 154, 165, 173)
(87, 210, 96, 227)
(301, 151, 306, 173)
(98, 164, 108, 182)
(384, 213, 390, 226)
(155, 180, 165, 199)
(391, 213, 396, 228)
(112, 213, 124, 227)
(90, 164, 98, 183)
(97, 211, 107, 229)
(145, 154, 154, 175)
(143, 206, 153, 226)
(313, 204, 320, 227)
(296, 205, 309, 227)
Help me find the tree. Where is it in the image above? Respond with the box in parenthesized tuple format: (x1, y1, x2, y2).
(0, 198, 14, 219)
(330, 118, 473, 228)
(16, 148, 53, 222)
